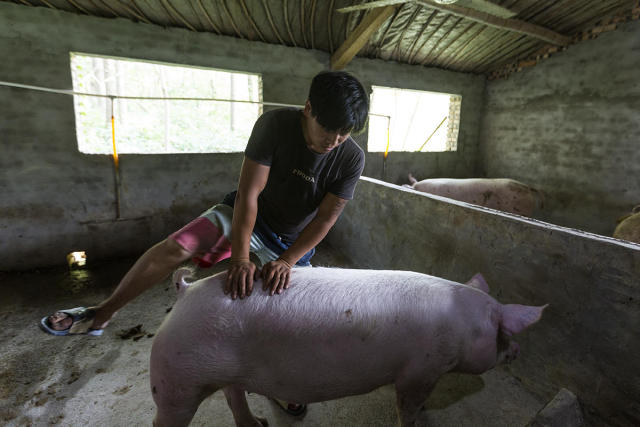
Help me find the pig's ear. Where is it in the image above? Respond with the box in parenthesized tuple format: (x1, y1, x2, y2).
(501, 304, 548, 336)
(465, 273, 489, 293)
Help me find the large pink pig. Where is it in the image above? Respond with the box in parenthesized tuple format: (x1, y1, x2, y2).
(150, 268, 546, 426)
(405, 174, 543, 217)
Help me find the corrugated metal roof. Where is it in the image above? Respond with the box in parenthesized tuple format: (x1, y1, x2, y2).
(3, 0, 639, 78)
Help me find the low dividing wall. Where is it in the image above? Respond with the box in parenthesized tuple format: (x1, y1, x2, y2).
(328, 176, 640, 426)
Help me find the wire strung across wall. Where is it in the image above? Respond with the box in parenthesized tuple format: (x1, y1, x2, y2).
(1, 80, 391, 219)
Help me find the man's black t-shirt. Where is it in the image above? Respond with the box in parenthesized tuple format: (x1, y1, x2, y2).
(244, 107, 365, 244)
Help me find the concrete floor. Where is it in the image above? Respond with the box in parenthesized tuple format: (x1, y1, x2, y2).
(0, 242, 546, 426)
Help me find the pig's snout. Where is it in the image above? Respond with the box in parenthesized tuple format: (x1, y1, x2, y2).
(172, 267, 194, 297)
(503, 341, 520, 364)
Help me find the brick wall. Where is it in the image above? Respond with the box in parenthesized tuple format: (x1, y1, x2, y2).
(446, 94, 462, 150)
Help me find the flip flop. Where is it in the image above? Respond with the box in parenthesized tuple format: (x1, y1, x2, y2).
(270, 398, 307, 417)
(39, 307, 103, 336)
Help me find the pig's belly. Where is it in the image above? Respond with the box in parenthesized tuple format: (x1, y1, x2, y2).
(237, 336, 403, 403)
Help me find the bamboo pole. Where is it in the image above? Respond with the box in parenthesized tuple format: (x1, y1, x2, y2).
(406, 9, 437, 62)
(283, 0, 298, 47)
(239, 0, 266, 42)
(261, 0, 286, 45)
(440, 24, 486, 69)
(196, 0, 222, 34)
(430, 21, 476, 65)
(221, 0, 246, 39)
(420, 17, 463, 65)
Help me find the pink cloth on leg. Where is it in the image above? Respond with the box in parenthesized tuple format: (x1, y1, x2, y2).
(169, 217, 232, 268)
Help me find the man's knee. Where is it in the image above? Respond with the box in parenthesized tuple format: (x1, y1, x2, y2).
(154, 238, 193, 263)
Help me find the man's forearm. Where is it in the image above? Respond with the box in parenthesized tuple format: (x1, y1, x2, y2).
(231, 190, 258, 260)
(278, 216, 336, 266)
(230, 157, 270, 262)
(279, 194, 347, 266)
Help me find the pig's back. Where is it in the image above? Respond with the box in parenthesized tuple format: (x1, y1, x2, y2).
(156, 267, 493, 402)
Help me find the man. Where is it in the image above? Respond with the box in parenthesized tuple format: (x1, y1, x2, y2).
(41, 70, 368, 339)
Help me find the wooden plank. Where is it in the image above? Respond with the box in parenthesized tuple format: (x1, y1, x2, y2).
(331, 5, 397, 70)
(416, 0, 571, 46)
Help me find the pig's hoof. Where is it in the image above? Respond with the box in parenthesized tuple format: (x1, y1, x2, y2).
(270, 398, 308, 417)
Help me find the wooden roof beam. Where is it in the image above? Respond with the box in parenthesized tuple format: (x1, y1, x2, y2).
(416, 0, 571, 46)
(330, 5, 397, 70)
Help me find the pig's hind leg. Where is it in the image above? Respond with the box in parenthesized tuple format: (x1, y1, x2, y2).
(223, 385, 268, 426)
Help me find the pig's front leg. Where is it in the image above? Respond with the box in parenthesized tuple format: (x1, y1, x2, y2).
(153, 385, 214, 427)
(223, 385, 268, 427)
(395, 374, 438, 427)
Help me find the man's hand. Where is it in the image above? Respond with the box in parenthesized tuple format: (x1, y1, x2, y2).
(261, 258, 292, 296)
(225, 259, 259, 300)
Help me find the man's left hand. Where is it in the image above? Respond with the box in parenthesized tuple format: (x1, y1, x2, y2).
(261, 258, 292, 295)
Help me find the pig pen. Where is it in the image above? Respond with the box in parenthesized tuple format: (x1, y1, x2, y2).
(2, 177, 637, 426)
(328, 177, 640, 427)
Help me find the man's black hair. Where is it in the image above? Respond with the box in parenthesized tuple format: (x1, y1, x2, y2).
(307, 71, 369, 134)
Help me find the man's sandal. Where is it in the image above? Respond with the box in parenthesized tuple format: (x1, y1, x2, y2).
(39, 307, 103, 336)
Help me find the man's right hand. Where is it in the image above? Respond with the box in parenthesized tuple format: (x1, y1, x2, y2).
(225, 259, 259, 300)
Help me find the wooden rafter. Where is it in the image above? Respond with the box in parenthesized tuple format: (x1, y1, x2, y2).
(416, 0, 571, 46)
(331, 5, 397, 70)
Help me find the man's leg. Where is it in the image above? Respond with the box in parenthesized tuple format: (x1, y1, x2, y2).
(44, 204, 237, 333)
(47, 238, 193, 331)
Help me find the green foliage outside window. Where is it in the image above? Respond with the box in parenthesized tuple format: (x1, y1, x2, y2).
(70, 53, 262, 154)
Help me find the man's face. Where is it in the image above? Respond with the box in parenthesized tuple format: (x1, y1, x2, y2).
(303, 101, 350, 154)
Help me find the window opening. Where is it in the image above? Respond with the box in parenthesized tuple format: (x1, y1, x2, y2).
(368, 86, 461, 153)
(70, 52, 262, 154)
